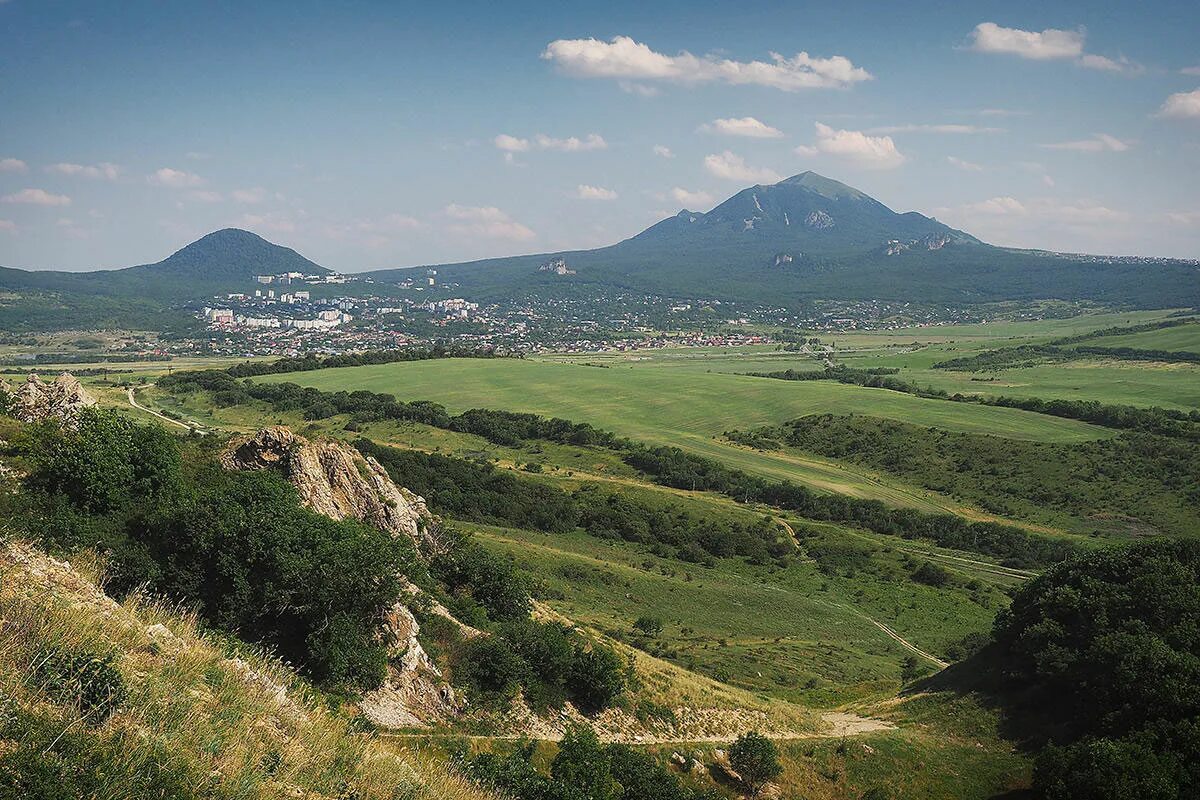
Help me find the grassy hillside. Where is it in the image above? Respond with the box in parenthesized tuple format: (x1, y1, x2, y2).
(0, 540, 491, 800)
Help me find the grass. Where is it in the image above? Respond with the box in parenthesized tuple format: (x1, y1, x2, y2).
(467, 523, 1007, 708)
(0, 539, 494, 800)
(1073, 319, 1200, 353)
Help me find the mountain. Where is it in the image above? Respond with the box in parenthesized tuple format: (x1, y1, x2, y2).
(369, 172, 1198, 309)
(0, 229, 330, 331)
(121, 228, 329, 284)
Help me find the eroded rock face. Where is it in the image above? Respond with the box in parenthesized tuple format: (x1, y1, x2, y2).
(358, 602, 464, 727)
(220, 426, 464, 727)
(220, 426, 442, 555)
(2, 372, 96, 429)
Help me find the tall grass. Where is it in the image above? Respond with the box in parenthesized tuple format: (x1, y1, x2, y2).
(0, 540, 493, 800)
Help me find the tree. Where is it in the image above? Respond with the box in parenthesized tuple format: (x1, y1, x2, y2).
(567, 644, 626, 713)
(551, 724, 621, 800)
(632, 616, 664, 637)
(729, 731, 782, 797)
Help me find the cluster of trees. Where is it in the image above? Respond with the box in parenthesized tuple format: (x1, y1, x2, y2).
(455, 621, 627, 713)
(990, 540, 1200, 798)
(10, 409, 413, 688)
(623, 443, 1075, 568)
(359, 441, 793, 566)
(222, 344, 510, 378)
(463, 724, 780, 800)
(761, 414, 1200, 537)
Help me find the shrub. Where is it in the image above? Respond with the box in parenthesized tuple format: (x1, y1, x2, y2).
(567, 644, 626, 714)
(29, 647, 127, 725)
(729, 731, 782, 797)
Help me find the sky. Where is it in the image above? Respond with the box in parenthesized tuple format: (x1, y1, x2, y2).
(1, 0, 1198, 272)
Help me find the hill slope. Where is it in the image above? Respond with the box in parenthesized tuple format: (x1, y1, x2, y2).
(370, 172, 1198, 308)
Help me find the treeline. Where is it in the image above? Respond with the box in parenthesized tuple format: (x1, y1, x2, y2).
(743, 365, 1200, 440)
(745, 366, 900, 381)
(160, 370, 624, 447)
(621, 444, 1076, 569)
(932, 342, 1200, 370)
(358, 440, 793, 566)
(1050, 315, 1198, 345)
(751, 414, 1200, 537)
(222, 344, 512, 379)
(0, 352, 172, 366)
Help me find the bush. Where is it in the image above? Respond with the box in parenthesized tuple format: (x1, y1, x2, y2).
(30, 648, 127, 725)
(551, 724, 620, 800)
(729, 731, 782, 797)
(567, 644, 626, 714)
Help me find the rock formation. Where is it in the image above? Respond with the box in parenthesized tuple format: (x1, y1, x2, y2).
(220, 426, 466, 727)
(2, 372, 97, 429)
(220, 426, 443, 555)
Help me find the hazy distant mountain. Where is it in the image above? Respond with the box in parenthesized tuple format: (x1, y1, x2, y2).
(370, 172, 1198, 309)
(0, 228, 329, 331)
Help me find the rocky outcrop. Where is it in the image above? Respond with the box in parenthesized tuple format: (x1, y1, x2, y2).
(359, 602, 464, 727)
(220, 426, 442, 555)
(804, 209, 835, 229)
(221, 426, 467, 728)
(2, 372, 96, 429)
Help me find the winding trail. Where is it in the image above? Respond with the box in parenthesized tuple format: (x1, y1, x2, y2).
(127, 385, 207, 434)
(858, 614, 950, 669)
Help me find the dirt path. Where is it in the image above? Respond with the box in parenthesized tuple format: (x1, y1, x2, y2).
(859, 614, 949, 669)
(378, 711, 893, 745)
(127, 385, 206, 434)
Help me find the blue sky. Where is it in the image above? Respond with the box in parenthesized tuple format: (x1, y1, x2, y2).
(1, 0, 1198, 271)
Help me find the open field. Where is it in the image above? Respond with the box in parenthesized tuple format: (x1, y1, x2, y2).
(254, 358, 1110, 493)
(1074, 319, 1200, 353)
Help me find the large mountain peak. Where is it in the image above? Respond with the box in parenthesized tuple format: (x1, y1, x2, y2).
(774, 171, 870, 201)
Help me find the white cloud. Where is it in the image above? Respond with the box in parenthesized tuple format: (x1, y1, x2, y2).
(1078, 54, 1143, 74)
(494, 134, 530, 152)
(1157, 88, 1200, 119)
(957, 196, 1129, 225)
(147, 167, 205, 188)
(188, 190, 223, 203)
(653, 145, 674, 159)
(618, 81, 659, 97)
(868, 123, 1001, 134)
(232, 187, 267, 204)
(1, 188, 71, 206)
(1181, 66, 1200, 77)
(1040, 133, 1131, 152)
(702, 151, 782, 183)
(238, 212, 296, 234)
(542, 35, 872, 91)
(0, 158, 28, 173)
(533, 133, 607, 151)
(701, 116, 784, 138)
(494, 133, 607, 154)
(46, 162, 120, 180)
(444, 204, 535, 241)
(1166, 210, 1200, 226)
(947, 156, 984, 172)
(573, 184, 618, 200)
(671, 187, 714, 207)
(968, 22, 1084, 60)
(795, 122, 906, 169)
(0, 220, 16, 232)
